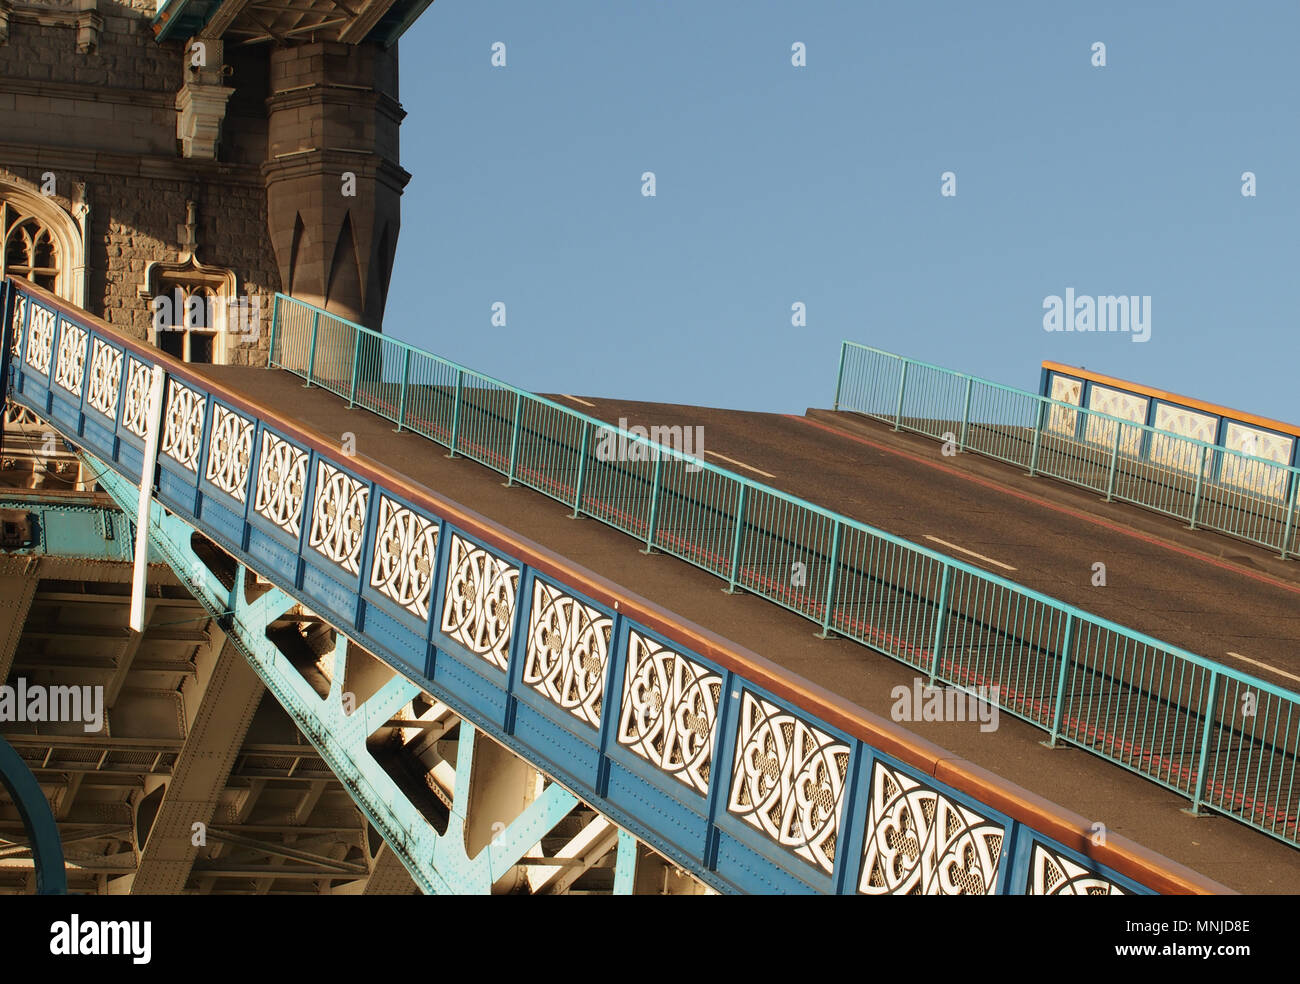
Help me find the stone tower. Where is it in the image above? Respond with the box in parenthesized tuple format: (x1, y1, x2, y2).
(0, 0, 421, 365)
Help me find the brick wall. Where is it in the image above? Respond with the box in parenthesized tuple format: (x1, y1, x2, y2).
(0, 2, 280, 364)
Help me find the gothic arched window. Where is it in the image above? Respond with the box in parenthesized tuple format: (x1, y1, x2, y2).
(155, 282, 219, 363)
(3, 215, 59, 291)
(0, 176, 88, 306)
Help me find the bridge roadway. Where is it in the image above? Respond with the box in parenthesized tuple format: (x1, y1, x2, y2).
(557, 397, 1300, 691)
(192, 365, 1300, 893)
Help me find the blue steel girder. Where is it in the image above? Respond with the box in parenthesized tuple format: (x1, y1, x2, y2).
(92, 454, 644, 894)
(0, 491, 156, 563)
(0, 734, 66, 894)
(0, 277, 1219, 896)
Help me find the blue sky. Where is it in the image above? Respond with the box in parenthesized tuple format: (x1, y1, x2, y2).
(386, 1, 1298, 419)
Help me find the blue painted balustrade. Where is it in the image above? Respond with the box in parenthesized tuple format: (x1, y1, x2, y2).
(1, 277, 1210, 895)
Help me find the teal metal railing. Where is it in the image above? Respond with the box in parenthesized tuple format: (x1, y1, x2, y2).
(834, 341, 1300, 559)
(268, 295, 1300, 848)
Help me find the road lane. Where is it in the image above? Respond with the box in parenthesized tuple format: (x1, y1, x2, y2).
(183, 366, 1300, 891)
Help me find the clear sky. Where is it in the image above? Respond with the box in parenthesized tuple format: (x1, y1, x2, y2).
(385, 1, 1298, 420)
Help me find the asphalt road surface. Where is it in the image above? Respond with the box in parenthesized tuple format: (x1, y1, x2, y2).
(191, 365, 1300, 893)
(558, 394, 1300, 691)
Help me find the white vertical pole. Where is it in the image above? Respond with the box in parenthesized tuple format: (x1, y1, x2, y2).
(130, 366, 166, 633)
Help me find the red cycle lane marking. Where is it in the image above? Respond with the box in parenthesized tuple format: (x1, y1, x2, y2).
(789, 414, 1300, 600)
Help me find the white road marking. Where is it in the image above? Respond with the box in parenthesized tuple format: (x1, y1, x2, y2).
(924, 535, 1017, 571)
(1225, 652, 1300, 685)
(704, 450, 776, 479)
(559, 394, 596, 407)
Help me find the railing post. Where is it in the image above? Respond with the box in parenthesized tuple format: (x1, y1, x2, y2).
(832, 342, 846, 412)
(958, 376, 973, 450)
(503, 391, 523, 487)
(1104, 424, 1121, 501)
(446, 368, 463, 456)
(570, 421, 590, 518)
(640, 453, 663, 554)
(1041, 613, 1075, 748)
(893, 359, 909, 431)
(303, 311, 320, 387)
(815, 521, 843, 639)
(346, 328, 362, 407)
(1184, 670, 1221, 816)
(926, 564, 952, 684)
(267, 295, 281, 368)
(392, 347, 412, 433)
(1279, 467, 1299, 560)
(0, 280, 13, 405)
(1024, 400, 1045, 475)
(724, 483, 749, 594)
(1187, 444, 1206, 529)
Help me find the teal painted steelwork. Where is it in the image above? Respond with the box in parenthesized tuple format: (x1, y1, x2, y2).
(1283, 472, 1300, 559)
(816, 521, 842, 639)
(927, 566, 952, 686)
(835, 340, 1300, 559)
(612, 828, 638, 894)
(1188, 672, 1222, 817)
(0, 492, 160, 562)
(93, 456, 583, 894)
(305, 311, 320, 388)
(0, 488, 151, 895)
(152, 0, 431, 46)
(1188, 446, 1206, 528)
(1044, 614, 1076, 748)
(0, 735, 66, 894)
(150, 0, 209, 41)
(268, 292, 1300, 850)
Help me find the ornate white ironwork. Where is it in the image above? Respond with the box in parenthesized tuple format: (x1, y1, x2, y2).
(440, 533, 519, 671)
(52, 319, 87, 395)
(1151, 404, 1217, 474)
(204, 404, 254, 502)
(86, 339, 122, 419)
(1084, 384, 1146, 457)
(523, 580, 613, 729)
(254, 430, 309, 537)
(120, 357, 153, 439)
(859, 760, 1003, 895)
(617, 630, 720, 794)
(3, 403, 40, 427)
(308, 459, 369, 575)
(160, 378, 206, 473)
(1154, 402, 1216, 446)
(1046, 375, 1081, 437)
(24, 303, 55, 376)
(1028, 843, 1125, 895)
(10, 295, 24, 357)
(369, 494, 439, 621)
(1221, 421, 1291, 498)
(727, 691, 849, 875)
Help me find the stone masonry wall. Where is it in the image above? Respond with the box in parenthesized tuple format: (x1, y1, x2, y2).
(0, 0, 279, 365)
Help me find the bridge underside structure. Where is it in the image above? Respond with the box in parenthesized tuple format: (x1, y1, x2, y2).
(0, 489, 413, 895)
(0, 489, 699, 895)
(0, 278, 1231, 894)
